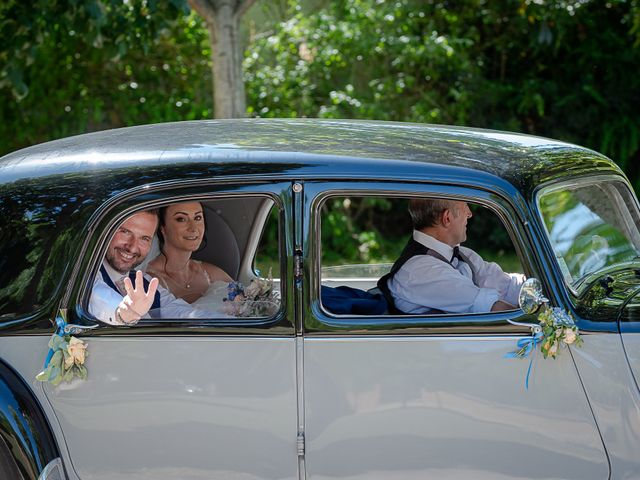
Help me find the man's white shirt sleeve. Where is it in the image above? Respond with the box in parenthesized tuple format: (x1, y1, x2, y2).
(462, 247, 524, 306)
(89, 274, 127, 325)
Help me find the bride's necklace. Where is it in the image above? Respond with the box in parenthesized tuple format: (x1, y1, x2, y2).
(163, 255, 192, 289)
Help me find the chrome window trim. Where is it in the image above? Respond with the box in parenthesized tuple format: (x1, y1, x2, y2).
(245, 197, 278, 278)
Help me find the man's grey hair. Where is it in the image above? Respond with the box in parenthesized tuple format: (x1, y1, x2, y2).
(408, 198, 457, 230)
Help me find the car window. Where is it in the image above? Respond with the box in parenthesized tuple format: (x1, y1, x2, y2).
(319, 195, 523, 316)
(89, 195, 282, 324)
(537, 179, 640, 290)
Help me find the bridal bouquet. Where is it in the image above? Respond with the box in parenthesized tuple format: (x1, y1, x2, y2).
(223, 271, 280, 317)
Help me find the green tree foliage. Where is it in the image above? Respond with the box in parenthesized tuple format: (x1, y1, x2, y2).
(472, 0, 640, 189)
(245, 0, 640, 187)
(316, 197, 519, 268)
(244, 0, 477, 123)
(320, 197, 411, 265)
(0, 0, 212, 153)
(242, 0, 640, 264)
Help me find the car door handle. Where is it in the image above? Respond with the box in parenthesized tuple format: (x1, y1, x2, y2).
(64, 323, 100, 334)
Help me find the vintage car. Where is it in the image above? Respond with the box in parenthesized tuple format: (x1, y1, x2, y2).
(1, 119, 640, 480)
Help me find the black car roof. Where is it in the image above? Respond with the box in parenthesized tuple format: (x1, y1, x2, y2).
(0, 119, 622, 193)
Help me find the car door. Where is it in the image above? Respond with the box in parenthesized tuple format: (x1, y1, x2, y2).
(37, 183, 299, 480)
(621, 313, 640, 396)
(299, 181, 609, 480)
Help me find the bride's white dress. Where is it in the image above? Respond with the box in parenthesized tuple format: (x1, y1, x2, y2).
(190, 279, 281, 318)
(191, 281, 234, 317)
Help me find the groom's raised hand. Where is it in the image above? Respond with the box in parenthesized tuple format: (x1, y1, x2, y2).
(116, 270, 159, 325)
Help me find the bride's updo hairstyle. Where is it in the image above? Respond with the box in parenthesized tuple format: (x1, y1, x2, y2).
(157, 202, 209, 254)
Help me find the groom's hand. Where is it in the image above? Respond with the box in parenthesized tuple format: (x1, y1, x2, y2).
(116, 271, 159, 325)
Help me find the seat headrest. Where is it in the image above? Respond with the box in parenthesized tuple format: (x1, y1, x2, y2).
(191, 205, 240, 279)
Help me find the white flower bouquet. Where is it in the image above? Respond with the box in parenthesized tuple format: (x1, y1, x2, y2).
(222, 272, 280, 318)
(508, 304, 583, 360)
(537, 305, 583, 358)
(36, 334, 88, 385)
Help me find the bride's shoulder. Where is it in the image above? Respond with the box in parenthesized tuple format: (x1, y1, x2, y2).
(196, 260, 233, 283)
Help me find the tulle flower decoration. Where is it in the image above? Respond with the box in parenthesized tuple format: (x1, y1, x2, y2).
(506, 304, 582, 388)
(36, 312, 88, 385)
(223, 271, 280, 317)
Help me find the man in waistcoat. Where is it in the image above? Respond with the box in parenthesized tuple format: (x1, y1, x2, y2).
(378, 198, 525, 314)
(90, 209, 209, 324)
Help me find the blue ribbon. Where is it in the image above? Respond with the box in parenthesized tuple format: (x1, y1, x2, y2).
(504, 332, 543, 389)
(43, 315, 67, 369)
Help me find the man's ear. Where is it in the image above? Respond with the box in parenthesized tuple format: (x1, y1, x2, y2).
(440, 208, 452, 227)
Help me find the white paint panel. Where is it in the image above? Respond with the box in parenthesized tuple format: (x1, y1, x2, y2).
(575, 333, 640, 478)
(304, 336, 608, 480)
(2, 336, 298, 480)
(621, 332, 640, 392)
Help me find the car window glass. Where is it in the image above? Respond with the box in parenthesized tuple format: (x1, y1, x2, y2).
(0, 178, 95, 319)
(538, 180, 640, 288)
(89, 196, 282, 324)
(254, 204, 280, 280)
(319, 196, 523, 315)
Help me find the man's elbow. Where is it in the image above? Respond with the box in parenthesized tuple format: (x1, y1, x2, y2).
(491, 300, 517, 312)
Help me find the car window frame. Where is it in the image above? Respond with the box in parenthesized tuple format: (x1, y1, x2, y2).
(67, 181, 294, 335)
(303, 181, 543, 334)
(251, 198, 282, 278)
(535, 174, 640, 296)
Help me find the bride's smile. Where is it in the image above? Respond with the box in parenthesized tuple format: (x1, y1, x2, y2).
(161, 202, 206, 252)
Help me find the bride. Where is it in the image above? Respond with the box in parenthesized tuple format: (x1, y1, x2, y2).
(145, 202, 233, 312)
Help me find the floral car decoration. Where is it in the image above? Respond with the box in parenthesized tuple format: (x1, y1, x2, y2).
(537, 306, 583, 358)
(507, 304, 582, 360)
(36, 311, 88, 386)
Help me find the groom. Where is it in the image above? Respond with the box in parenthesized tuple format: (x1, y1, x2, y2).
(90, 209, 208, 325)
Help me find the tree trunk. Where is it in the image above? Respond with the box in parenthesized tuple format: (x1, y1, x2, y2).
(188, 0, 257, 118)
